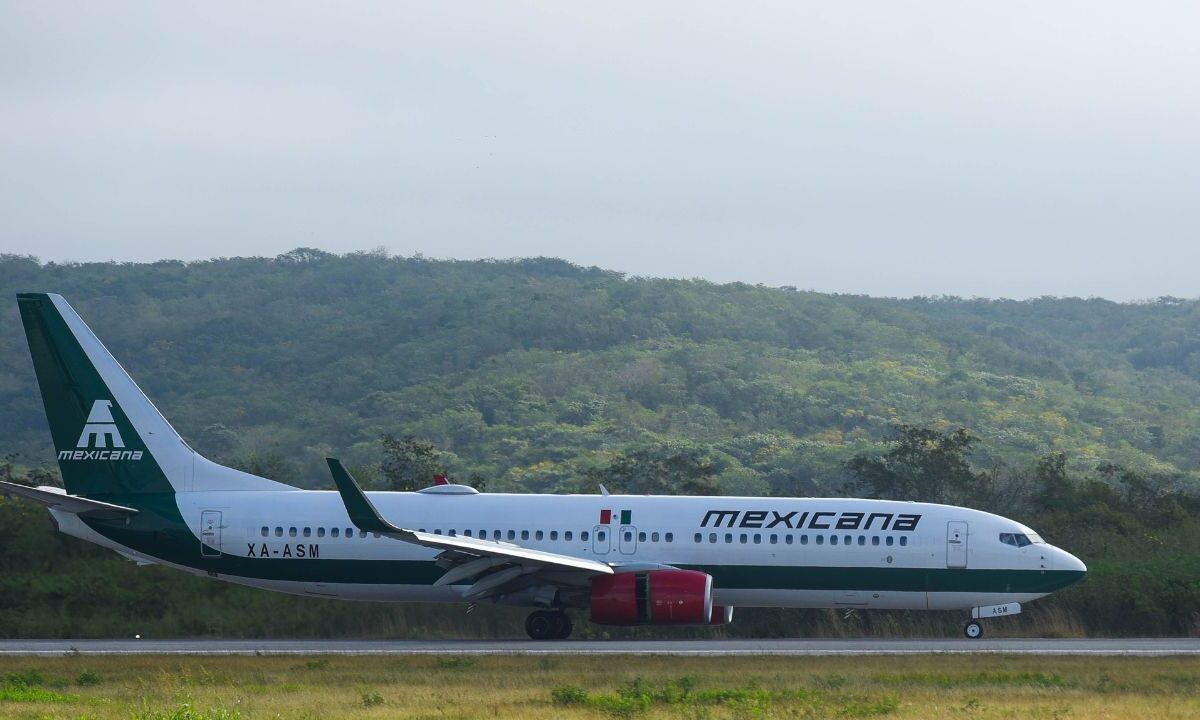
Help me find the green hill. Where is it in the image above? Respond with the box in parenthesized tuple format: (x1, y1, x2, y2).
(3, 250, 1200, 491)
(0, 249, 1197, 637)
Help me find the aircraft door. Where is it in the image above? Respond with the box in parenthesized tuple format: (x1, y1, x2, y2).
(200, 510, 222, 558)
(619, 525, 638, 554)
(946, 520, 968, 568)
(592, 525, 611, 555)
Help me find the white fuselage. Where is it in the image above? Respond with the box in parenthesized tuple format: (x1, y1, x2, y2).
(58, 490, 1086, 612)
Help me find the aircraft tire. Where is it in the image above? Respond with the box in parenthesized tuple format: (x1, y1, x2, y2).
(964, 620, 983, 639)
(525, 610, 556, 640)
(551, 613, 573, 640)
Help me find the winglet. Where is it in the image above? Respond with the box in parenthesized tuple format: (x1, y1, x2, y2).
(326, 458, 400, 535)
(325, 459, 614, 577)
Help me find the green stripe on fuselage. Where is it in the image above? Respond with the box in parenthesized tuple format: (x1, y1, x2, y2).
(684, 564, 1084, 595)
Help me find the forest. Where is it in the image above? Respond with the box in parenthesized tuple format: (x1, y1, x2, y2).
(0, 249, 1197, 637)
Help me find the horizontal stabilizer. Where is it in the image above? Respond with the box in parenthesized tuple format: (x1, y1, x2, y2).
(0, 481, 138, 520)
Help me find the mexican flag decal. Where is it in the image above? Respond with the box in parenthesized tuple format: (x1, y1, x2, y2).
(599, 509, 632, 524)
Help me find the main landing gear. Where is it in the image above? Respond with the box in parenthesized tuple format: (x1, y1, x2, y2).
(525, 610, 573, 640)
(963, 620, 983, 639)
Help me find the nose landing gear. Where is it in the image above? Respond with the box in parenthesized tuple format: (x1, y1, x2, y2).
(963, 620, 983, 639)
(525, 610, 573, 640)
(963, 601, 1020, 639)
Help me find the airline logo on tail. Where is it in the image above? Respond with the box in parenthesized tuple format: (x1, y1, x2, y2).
(58, 400, 143, 461)
(78, 400, 124, 448)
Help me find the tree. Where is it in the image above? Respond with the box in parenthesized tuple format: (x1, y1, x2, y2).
(233, 453, 298, 485)
(1030, 452, 1072, 510)
(844, 425, 987, 504)
(0, 454, 56, 488)
(585, 445, 719, 496)
(380, 435, 446, 491)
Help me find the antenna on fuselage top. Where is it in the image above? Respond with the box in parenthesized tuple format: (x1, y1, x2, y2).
(599, 484, 610, 497)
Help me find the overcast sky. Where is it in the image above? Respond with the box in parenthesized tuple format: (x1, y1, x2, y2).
(2, 3, 1198, 300)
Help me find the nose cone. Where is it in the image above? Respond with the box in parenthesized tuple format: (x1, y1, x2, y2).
(1053, 546, 1087, 585)
(1059, 548, 1087, 573)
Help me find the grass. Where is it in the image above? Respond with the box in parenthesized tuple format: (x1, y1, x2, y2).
(0, 654, 1195, 718)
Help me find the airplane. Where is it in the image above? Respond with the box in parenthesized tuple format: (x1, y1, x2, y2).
(1, 293, 1086, 640)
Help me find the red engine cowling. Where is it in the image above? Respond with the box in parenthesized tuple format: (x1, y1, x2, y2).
(590, 569, 713, 625)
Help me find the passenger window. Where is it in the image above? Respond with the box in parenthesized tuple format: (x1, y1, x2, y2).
(858, 535, 865, 546)
(695, 533, 702, 543)
(816, 535, 824, 545)
(754, 534, 761, 544)
(886, 536, 894, 546)
(507, 530, 515, 540)
(650, 532, 658, 542)
(800, 534, 808, 545)
(769, 535, 777, 545)
(317, 528, 325, 538)
(639, 532, 647, 542)
(289, 527, 297, 537)
(260, 526, 269, 537)
(372, 533, 380, 539)
(536, 530, 544, 540)
(665, 533, 673, 542)
(581, 531, 589, 541)
(331, 528, 340, 538)
(550, 531, 558, 540)
(844, 535, 851, 545)
(359, 530, 367, 538)
(565, 531, 573, 541)
(785, 535, 793, 545)
(725, 533, 733, 543)
(709, 533, 717, 543)
(434, 529, 442, 535)
(830, 535, 838, 546)
(464, 530, 472, 537)
(899, 536, 908, 547)
(346, 528, 354, 537)
(871, 536, 879, 546)
(303, 527, 311, 538)
(739, 534, 747, 544)
(494, 530, 502, 540)
(521, 530, 529, 540)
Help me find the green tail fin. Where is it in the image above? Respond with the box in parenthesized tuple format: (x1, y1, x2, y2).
(18, 293, 186, 497)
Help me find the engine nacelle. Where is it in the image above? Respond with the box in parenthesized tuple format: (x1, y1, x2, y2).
(590, 569, 713, 625)
(708, 605, 734, 625)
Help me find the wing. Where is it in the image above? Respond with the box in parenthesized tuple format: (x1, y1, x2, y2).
(0, 480, 138, 520)
(326, 459, 612, 601)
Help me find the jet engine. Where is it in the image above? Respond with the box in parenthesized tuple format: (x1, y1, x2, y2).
(708, 605, 734, 625)
(590, 569, 714, 625)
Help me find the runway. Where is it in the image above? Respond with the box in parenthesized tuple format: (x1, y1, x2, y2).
(0, 638, 1196, 656)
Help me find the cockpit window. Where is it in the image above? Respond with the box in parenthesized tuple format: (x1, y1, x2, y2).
(999, 532, 1034, 547)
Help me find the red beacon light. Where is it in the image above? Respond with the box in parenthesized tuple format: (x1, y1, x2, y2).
(433, 474, 448, 486)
